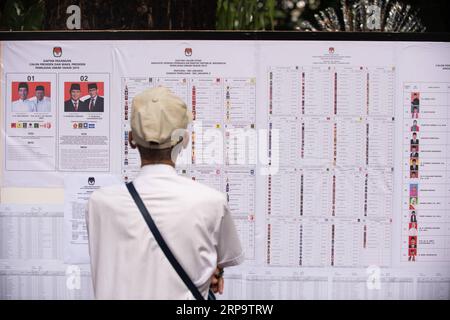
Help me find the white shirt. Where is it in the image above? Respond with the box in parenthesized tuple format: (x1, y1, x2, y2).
(86, 164, 244, 300)
(12, 99, 35, 112)
(35, 97, 51, 112)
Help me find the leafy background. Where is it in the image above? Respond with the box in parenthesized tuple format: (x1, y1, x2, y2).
(0, 0, 449, 31)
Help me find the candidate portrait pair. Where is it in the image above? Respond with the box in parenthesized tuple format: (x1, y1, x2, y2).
(64, 83, 104, 112)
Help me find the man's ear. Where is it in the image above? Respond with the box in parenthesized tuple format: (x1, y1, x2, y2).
(129, 131, 137, 149)
(182, 130, 189, 149)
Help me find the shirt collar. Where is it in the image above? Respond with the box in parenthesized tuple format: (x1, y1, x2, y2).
(138, 164, 177, 177)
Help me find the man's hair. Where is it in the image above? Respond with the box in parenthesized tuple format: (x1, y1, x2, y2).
(137, 143, 173, 162)
(18, 82, 28, 90)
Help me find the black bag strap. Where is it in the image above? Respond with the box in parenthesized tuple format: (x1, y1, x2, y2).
(126, 181, 205, 300)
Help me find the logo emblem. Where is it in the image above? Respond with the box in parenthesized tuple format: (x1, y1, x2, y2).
(53, 47, 62, 57)
(328, 47, 335, 54)
(184, 48, 192, 56)
(88, 177, 95, 185)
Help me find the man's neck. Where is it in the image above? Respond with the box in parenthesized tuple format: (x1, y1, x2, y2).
(140, 159, 175, 168)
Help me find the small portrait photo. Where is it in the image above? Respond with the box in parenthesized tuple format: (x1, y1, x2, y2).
(409, 235, 417, 248)
(408, 222, 418, 237)
(411, 92, 420, 109)
(409, 184, 418, 197)
(64, 82, 104, 112)
(410, 170, 419, 179)
(410, 158, 419, 170)
(11, 82, 51, 113)
(410, 144, 419, 158)
(409, 197, 418, 210)
(411, 120, 419, 132)
(410, 132, 419, 145)
(410, 210, 417, 222)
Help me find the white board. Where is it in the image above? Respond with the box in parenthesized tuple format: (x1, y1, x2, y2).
(0, 38, 449, 299)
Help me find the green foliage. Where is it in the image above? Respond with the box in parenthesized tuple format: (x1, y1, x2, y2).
(216, 0, 277, 30)
(0, 0, 285, 31)
(1, 0, 45, 30)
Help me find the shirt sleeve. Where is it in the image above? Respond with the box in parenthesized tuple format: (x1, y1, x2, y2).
(216, 202, 245, 268)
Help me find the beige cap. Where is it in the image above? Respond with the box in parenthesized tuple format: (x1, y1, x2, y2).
(131, 86, 192, 149)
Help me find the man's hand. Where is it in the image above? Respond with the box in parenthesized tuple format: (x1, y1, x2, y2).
(210, 267, 224, 294)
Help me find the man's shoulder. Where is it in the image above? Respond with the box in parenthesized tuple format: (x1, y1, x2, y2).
(89, 183, 127, 205)
(175, 175, 226, 205)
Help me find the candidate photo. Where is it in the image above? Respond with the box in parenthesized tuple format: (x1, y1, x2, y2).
(84, 83, 104, 112)
(410, 158, 419, 169)
(64, 82, 105, 112)
(409, 184, 418, 197)
(11, 82, 51, 113)
(410, 170, 418, 179)
(410, 132, 419, 145)
(411, 120, 419, 132)
(34, 85, 51, 112)
(410, 92, 420, 112)
(64, 83, 88, 112)
(410, 144, 419, 158)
